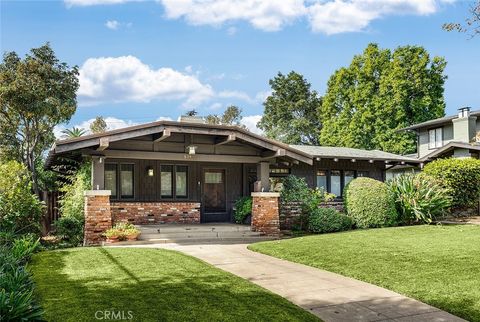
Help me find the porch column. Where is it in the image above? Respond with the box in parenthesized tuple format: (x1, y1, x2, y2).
(91, 156, 105, 190)
(251, 192, 280, 237)
(256, 161, 270, 192)
(84, 190, 112, 246)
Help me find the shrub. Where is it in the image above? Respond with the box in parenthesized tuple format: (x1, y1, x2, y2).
(344, 177, 397, 228)
(280, 175, 310, 203)
(58, 161, 91, 221)
(234, 197, 252, 224)
(389, 174, 451, 224)
(0, 161, 43, 234)
(423, 158, 480, 208)
(308, 207, 353, 233)
(54, 216, 84, 246)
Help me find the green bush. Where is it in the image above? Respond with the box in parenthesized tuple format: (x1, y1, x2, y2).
(58, 160, 91, 220)
(423, 158, 480, 208)
(344, 177, 397, 228)
(389, 174, 451, 224)
(280, 175, 310, 203)
(234, 197, 252, 224)
(0, 161, 43, 234)
(53, 216, 84, 246)
(308, 207, 353, 233)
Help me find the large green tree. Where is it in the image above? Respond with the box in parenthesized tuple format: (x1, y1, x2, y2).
(90, 116, 107, 134)
(320, 44, 446, 154)
(0, 43, 79, 195)
(258, 71, 322, 145)
(206, 105, 245, 127)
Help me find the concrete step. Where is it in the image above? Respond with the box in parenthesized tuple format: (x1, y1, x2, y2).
(137, 224, 252, 234)
(106, 236, 277, 246)
(138, 231, 263, 240)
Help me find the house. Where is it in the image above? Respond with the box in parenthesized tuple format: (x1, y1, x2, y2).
(45, 117, 418, 244)
(387, 107, 480, 179)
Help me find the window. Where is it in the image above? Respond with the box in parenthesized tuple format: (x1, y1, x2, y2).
(175, 166, 188, 198)
(120, 164, 134, 198)
(105, 164, 117, 197)
(357, 171, 369, 178)
(161, 165, 189, 199)
(161, 165, 173, 198)
(270, 168, 290, 175)
(330, 170, 341, 197)
(344, 170, 355, 187)
(316, 170, 327, 192)
(428, 128, 443, 149)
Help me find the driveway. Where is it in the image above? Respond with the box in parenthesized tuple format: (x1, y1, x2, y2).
(116, 243, 465, 322)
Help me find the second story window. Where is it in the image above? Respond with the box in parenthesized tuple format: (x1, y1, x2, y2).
(428, 128, 443, 149)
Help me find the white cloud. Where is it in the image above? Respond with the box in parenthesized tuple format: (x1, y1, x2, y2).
(218, 90, 254, 103)
(105, 20, 120, 30)
(78, 55, 214, 107)
(65, 0, 139, 7)
(254, 90, 271, 104)
(227, 26, 237, 35)
(156, 116, 173, 121)
(54, 116, 138, 138)
(241, 115, 263, 134)
(160, 0, 306, 31)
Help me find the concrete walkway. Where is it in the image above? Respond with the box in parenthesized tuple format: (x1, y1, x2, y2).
(119, 243, 465, 322)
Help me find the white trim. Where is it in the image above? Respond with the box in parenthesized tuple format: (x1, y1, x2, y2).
(251, 192, 280, 198)
(84, 190, 111, 196)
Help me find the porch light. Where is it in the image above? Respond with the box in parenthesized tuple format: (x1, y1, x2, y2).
(369, 159, 374, 164)
(351, 159, 356, 163)
(333, 158, 339, 162)
(187, 145, 197, 155)
(147, 167, 154, 177)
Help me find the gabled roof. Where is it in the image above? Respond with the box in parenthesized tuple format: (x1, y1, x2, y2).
(47, 120, 313, 166)
(419, 141, 480, 162)
(400, 109, 480, 132)
(290, 145, 420, 163)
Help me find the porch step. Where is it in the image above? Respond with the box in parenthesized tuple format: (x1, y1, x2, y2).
(138, 224, 253, 234)
(107, 236, 276, 246)
(138, 231, 264, 240)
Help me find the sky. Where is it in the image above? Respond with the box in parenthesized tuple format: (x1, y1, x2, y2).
(1, 0, 479, 136)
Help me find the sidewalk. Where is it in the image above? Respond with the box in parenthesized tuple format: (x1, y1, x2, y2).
(122, 243, 465, 322)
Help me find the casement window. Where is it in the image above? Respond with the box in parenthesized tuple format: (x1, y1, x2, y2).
(316, 169, 363, 198)
(344, 170, 355, 187)
(269, 168, 290, 175)
(105, 164, 117, 197)
(330, 170, 342, 197)
(161, 165, 188, 199)
(316, 170, 328, 192)
(357, 171, 370, 178)
(428, 128, 443, 149)
(104, 163, 134, 199)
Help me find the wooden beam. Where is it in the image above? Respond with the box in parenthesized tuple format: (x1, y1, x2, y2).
(261, 148, 286, 159)
(97, 137, 109, 151)
(153, 129, 171, 143)
(83, 149, 263, 164)
(215, 134, 236, 146)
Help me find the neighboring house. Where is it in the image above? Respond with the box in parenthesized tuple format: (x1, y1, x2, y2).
(45, 116, 417, 227)
(387, 107, 480, 179)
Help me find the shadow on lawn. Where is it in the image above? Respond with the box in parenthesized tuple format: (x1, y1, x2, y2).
(31, 248, 318, 322)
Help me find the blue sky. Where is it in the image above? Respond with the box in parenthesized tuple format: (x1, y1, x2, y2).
(1, 0, 479, 135)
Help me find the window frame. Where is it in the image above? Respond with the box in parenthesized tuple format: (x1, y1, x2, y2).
(104, 163, 118, 199)
(105, 162, 135, 200)
(315, 169, 366, 199)
(160, 164, 189, 200)
(428, 127, 443, 149)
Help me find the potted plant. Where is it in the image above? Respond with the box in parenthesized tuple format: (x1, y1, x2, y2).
(105, 228, 121, 243)
(124, 227, 141, 241)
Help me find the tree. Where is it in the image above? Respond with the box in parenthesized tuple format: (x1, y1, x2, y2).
(205, 105, 245, 127)
(258, 71, 322, 145)
(61, 127, 86, 138)
(0, 43, 79, 196)
(90, 116, 107, 134)
(443, 1, 479, 38)
(319, 44, 446, 155)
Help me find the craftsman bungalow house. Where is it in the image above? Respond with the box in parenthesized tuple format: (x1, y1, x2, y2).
(46, 116, 418, 227)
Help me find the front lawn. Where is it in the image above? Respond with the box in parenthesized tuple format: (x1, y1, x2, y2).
(30, 247, 318, 322)
(249, 225, 480, 321)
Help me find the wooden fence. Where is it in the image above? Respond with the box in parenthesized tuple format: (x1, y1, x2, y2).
(41, 191, 61, 233)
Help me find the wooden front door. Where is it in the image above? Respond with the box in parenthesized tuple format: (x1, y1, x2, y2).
(203, 169, 227, 222)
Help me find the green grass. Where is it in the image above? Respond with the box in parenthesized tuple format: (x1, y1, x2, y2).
(249, 225, 480, 322)
(30, 247, 318, 322)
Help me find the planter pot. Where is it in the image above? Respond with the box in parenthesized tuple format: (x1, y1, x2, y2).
(126, 233, 140, 241)
(106, 236, 120, 243)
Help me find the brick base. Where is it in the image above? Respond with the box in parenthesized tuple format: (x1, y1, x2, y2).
(251, 192, 280, 236)
(111, 202, 201, 224)
(280, 201, 303, 230)
(84, 191, 112, 246)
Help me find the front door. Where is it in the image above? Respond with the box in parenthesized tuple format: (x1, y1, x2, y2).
(203, 169, 227, 222)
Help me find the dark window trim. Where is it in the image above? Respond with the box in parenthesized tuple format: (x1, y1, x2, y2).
(160, 164, 190, 200)
(315, 169, 359, 199)
(119, 163, 135, 200)
(105, 163, 118, 200)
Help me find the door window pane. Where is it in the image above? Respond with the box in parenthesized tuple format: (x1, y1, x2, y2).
(120, 164, 134, 198)
(316, 170, 327, 192)
(105, 164, 117, 197)
(175, 166, 188, 198)
(344, 170, 355, 187)
(331, 170, 341, 197)
(161, 165, 173, 197)
(205, 172, 223, 184)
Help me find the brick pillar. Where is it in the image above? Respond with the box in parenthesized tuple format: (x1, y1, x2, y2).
(84, 190, 112, 246)
(251, 192, 280, 236)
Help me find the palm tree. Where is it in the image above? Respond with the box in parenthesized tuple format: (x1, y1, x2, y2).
(61, 127, 86, 138)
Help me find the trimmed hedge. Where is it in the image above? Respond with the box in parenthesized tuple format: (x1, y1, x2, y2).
(308, 207, 353, 233)
(344, 177, 397, 228)
(423, 158, 480, 208)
